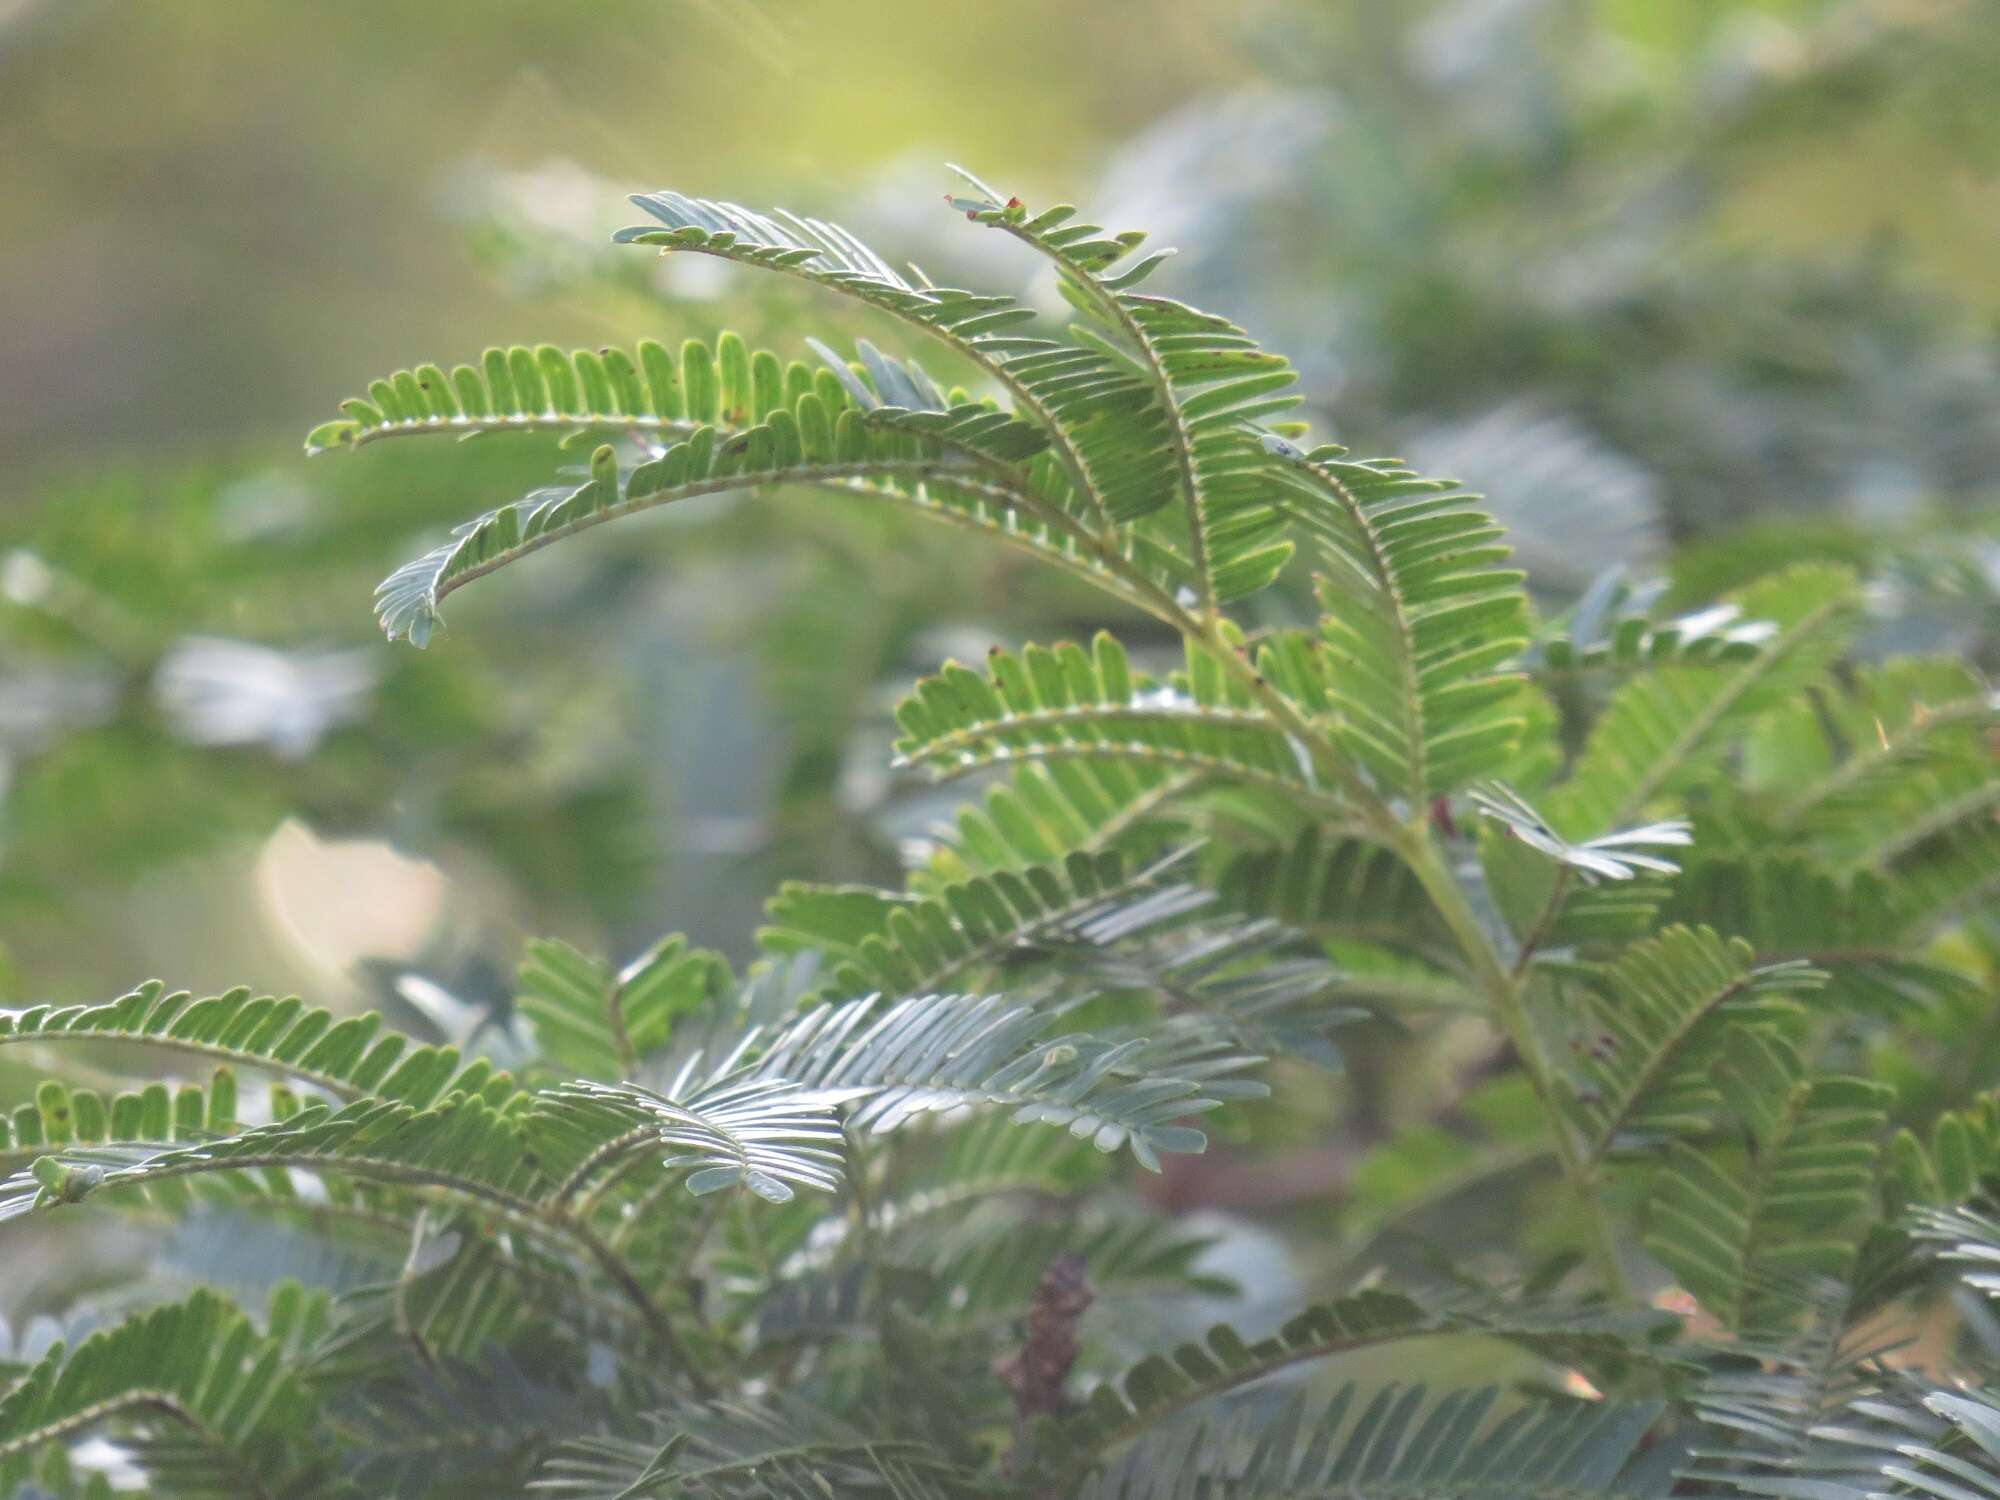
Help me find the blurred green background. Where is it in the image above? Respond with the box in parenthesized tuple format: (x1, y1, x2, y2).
(2, 0, 1996, 1028)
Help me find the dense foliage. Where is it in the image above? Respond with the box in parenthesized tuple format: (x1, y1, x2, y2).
(5, 168, 2000, 1500)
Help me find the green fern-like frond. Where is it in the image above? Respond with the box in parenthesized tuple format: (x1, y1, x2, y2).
(1910, 1201, 2000, 1294)
(1760, 1216, 2000, 1500)
(1644, 1028, 1890, 1333)
(530, 1075, 845, 1204)
(4, 1144, 518, 1325)
(1492, 566, 1865, 963)
(1560, 925, 1824, 1163)
(1871, 772, 2000, 936)
(0, 1074, 267, 1228)
(0, 980, 490, 1106)
(324, 326, 1194, 644)
(810, 335, 1050, 457)
(617, 188, 1152, 538)
(1076, 1382, 1666, 1500)
(1764, 657, 1997, 848)
(758, 846, 1199, 1000)
(2, 1072, 240, 1166)
(956, 177, 1302, 604)
(5, 1064, 846, 1232)
(1881, 1390, 2000, 1500)
(317, 1218, 541, 1371)
(373, 421, 1001, 645)
(1744, 656, 2000, 932)
(1216, 826, 1455, 962)
(945, 197, 1192, 543)
(1662, 856, 1983, 1010)
(892, 630, 1329, 807)
(1888, 1103, 2000, 1207)
(511, 979, 1255, 1213)
(0, 1286, 332, 1499)
(1680, 1279, 1919, 1500)
(0, 1091, 542, 1225)
(517, 933, 729, 1082)
(774, 847, 1371, 1067)
(0, 1087, 727, 1366)
(1528, 598, 1773, 678)
(1040, 1284, 1677, 1481)
(734, 989, 1257, 1170)
(326, 1347, 611, 1499)
(1033, 898, 1372, 1061)
(533, 1394, 969, 1499)
(1265, 444, 1534, 806)
(141, 165, 2000, 1499)
(1549, 564, 1863, 837)
(918, 758, 1206, 882)
(306, 334, 764, 452)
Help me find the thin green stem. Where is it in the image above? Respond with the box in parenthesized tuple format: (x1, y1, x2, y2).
(560, 1212, 719, 1399)
(1510, 864, 1576, 978)
(1394, 826, 1634, 1303)
(546, 1124, 656, 1210)
(1068, 537, 1638, 1303)
(34, 1146, 718, 1390)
